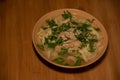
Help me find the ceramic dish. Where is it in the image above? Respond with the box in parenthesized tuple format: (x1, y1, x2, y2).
(32, 9, 108, 69)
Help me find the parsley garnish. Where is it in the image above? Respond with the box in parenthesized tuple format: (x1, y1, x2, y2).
(44, 35, 64, 48)
(71, 21, 79, 25)
(87, 19, 95, 23)
(74, 57, 84, 66)
(36, 44, 44, 51)
(88, 39, 98, 52)
(56, 37, 64, 45)
(44, 37, 56, 48)
(73, 20, 98, 52)
(52, 23, 71, 35)
(46, 19, 57, 28)
(52, 57, 64, 64)
(62, 11, 72, 19)
(58, 48, 68, 55)
(94, 27, 100, 31)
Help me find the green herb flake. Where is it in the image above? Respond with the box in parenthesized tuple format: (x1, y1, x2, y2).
(74, 57, 84, 66)
(82, 23, 90, 29)
(52, 27, 61, 35)
(76, 34, 87, 43)
(48, 35, 57, 41)
(79, 43, 87, 49)
(52, 57, 64, 64)
(58, 48, 68, 55)
(87, 19, 95, 23)
(47, 43, 56, 48)
(56, 37, 63, 45)
(94, 27, 100, 31)
(71, 21, 79, 25)
(46, 19, 58, 28)
(60, 23, 71, 31)
(52, 23, 71, 35)
(36, 44, 44, 51)
(75, 24, 91, 33)
(44, 37, 56, 48)
(62, 11, 72, 19)
(88, 39, 98, 52)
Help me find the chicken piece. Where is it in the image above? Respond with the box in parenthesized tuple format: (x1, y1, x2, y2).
(63, 40, 81, 49)
(55, 45, 62, 52)
(65, 28, 76, 40)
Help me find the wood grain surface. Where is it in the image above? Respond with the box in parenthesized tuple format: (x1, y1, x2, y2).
(0, 0, 120, 80)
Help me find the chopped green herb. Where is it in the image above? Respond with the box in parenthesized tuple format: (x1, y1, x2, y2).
(79, 43, 87, 49)
(82, 23, 90, 28)
(36, 44, 44, 51)
(62, 11, 72, 19)
(52, 27, 61, 35)
(52, 57, 64, 64)
(87, 19, 95, 23)
(71, 21, 79, 25)
(73, 19, 98, 52)
(76, 34, 88, 43)
(80, 24, 91, 32)
(58, 48, 68, 55)
(44, 37, 49, 45)
(52, 23, 71, 35)
(44, 37, 56, 48)
(47, 42, 56, 48)
(94, 27, 100, 31)
(56, 37, 63, 45)
(46, 19, 58, 28)
(75, 25, 91, 34)
(48, 35, 57, 41)
(80, 32, 89, 39)
(88, 39, 98, 52)
(74, 57, 84, 66)
(60, 23, 71, 31)
(44, 35, 65, 48)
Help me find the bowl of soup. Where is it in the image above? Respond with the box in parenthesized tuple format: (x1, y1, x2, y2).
(32, 9, 108, 68)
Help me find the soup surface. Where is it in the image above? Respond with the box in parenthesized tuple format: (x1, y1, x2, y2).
(36, 11, 102, 66)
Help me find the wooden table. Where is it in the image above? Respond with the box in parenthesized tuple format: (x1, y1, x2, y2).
(0, 0, 120, 80)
